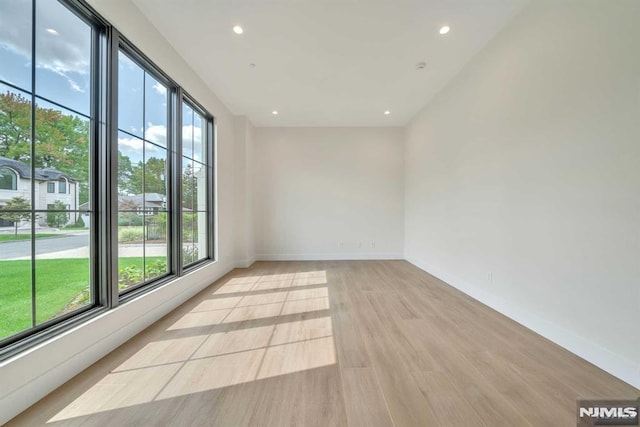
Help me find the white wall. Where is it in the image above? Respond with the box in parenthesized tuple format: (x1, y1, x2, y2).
(0, 0, 247, 424)
(234, 116, 256, 267)
(254, 127, 404, 260)
(3, 2, 639, 423)
(405, 0, 640, 388)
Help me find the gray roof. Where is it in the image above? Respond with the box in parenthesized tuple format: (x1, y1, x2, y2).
(111, 193, 193, 212)
(118, 193, 167, 209)
(0, 156, 75, 182)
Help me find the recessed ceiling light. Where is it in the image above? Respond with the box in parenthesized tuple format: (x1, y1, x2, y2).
(439, 25, 450, 35)
(416, 62, 427, 70)
(272, 110, 278, 115)
(249, 63, 256, 68)
(46, 28, 58, 35)
(233, 25, 243, 34)
(384, 110, 391, 115)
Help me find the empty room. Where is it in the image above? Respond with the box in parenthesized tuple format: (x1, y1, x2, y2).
(0, 0, 638, 426)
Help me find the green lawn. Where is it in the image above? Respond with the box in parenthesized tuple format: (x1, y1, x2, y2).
(0, 234, 66, 242)
(0, 257, 164, 340)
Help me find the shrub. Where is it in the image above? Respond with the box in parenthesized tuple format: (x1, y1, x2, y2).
(46, 200, 68, 228)
(118, 264, 143, 289)
(118, 213, 143, 226)
(117, 260, 168, 289)
(182, 213, 199, 240)
(58, 285, 91, 315)
(119, 227, 144, 242)
(145, 260, 167, 278)
(183, 245, 199, 265)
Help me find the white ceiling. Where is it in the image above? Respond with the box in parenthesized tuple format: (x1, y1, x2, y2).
(132, 0, 527, 127)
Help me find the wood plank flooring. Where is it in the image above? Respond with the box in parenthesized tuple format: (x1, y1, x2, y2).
(7, 260, 639, 426)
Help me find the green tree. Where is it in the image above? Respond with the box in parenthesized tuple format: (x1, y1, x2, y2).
(144, 157, 167, 195)
(0, 93, 31, 162)
(46, 200, 69, 228)
(0, 196, 31, 236)
(120, 156, 166, 196)
(182, 163, 196, 211)
(117, 150, 134, 195)
(36, 106, 90, 204)
(0, 91, 90, 204)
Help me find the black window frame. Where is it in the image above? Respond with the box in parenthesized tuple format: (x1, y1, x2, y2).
(115, 42, 175, 296)
(180, 95, 215, 271)
(0, 0, 106, 358)
(0, 0, 217, 360)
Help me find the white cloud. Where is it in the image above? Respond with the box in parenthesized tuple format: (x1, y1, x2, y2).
(182, 125, 204, 160)
(182, 125, 194, 140)
(118, 124, 204, 162)
(0, 0, 90, 92)
(152, 82, 166, 96)
(118, 136, 160, 163)
(118, 136, 143, 160)
(65, 76, 83, 93)
(118, 124, 169, 162)
(146, 124, 168, 146)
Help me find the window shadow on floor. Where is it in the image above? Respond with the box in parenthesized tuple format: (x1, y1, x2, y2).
(46, 269, 339, 424)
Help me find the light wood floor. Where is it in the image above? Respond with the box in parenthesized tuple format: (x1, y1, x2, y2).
(8, 261, 639, 426)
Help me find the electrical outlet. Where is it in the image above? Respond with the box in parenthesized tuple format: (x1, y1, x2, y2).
(371, 241, 376, 248)
(488, 272, 492, 284)
(340, 242, 344, 249)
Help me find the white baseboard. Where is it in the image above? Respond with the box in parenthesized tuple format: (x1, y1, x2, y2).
(405, 257, 640, 390)
(236, 257, 256, 268)
(256, 252, 404, 261)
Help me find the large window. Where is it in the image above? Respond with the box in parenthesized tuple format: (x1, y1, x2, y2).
(181, 100, 211, 266)
(0, 0, 94, 342)
(117, 50, 170, 293)
(0, 0, 215, 355)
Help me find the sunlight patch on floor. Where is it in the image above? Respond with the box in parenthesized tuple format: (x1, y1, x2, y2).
(48, 270, 335, 423)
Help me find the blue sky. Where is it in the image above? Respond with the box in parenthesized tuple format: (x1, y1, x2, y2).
(0, 0, 90, 116)
(0, 0, 205, 168)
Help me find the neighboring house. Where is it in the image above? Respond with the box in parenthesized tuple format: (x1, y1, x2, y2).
(77, 193, 168, 229)
(0, 156, 79, 228)
(115, 193, 168, 240)
(117, 193, 167, 215)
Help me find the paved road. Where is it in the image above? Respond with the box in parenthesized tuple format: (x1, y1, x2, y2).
(0, 234, 89, 260)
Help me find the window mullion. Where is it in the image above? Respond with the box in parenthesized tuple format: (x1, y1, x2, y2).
(29, 0, 37, 329)
(208, 117, 215, 261)
(105, 27, 120, 308)
(173, 87, 184, 276)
